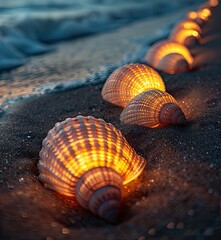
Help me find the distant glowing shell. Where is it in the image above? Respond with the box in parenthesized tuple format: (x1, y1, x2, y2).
(171, 20, 202, 35)
(169, 29, 201, 47)
(38, 116, 146, 223)
(186, 8, 212, 25)
(197, 8, 212, 21)
(120, 90, 186, 128)
(145, 40, 193, 70)
(186, 11, 204, 26)
(156, 53, 190, 74)
(101, 63, 166, 108)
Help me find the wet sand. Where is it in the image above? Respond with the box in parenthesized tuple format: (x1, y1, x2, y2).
(0, 3, 221, 240)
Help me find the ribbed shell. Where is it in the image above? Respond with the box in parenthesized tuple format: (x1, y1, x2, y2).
(38, 116, 146, 197)
(169, 29, 200, 47)
(120, 90, 186, 128)
(145, 40, 194, 69)
(101, 63, 166, 108)
(186, 9, 211, 25)
(171, 20, 202, 35)
(156, 53, 190, 74)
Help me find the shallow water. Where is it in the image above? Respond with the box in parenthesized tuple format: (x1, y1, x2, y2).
(0, 0, 204, 112)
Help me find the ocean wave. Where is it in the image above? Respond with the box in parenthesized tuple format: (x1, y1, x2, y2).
(0, 0, 202, 72)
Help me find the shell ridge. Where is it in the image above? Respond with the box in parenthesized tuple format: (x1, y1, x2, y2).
(101, 63, 165, 107)
(121, 90, 185, 128)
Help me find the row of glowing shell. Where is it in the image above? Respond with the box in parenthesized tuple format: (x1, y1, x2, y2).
(38, 116, 146, 223)
(102, 63, 186, 128)
(145, 0, 217, 74)
(38, 0, 218, 224)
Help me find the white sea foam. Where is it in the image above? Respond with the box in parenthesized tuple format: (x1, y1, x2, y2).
(34, 28, 171, 94)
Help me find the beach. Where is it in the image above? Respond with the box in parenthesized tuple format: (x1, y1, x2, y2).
(0, 1, 221, 240)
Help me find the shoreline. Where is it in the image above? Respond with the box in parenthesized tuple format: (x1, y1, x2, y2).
(0, 3, 205, 113)
(0, 2, 221, 240)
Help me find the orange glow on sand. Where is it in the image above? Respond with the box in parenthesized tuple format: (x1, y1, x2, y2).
(101, 63, 166, 108)
(145, 40, 194, 68)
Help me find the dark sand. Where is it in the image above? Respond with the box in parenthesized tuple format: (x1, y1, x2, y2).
(0, 5, 221, 240)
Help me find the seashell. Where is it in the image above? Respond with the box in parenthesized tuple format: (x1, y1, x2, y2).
(171, 20, 202, 35)
(186, 11, 204, 26)
(169, 29, 201, 47)
(38, 116, 146, 223)
(145, 40, 193, 71)
(156, 53, 190, 74)
(186, 8, 211, 25)
(101, 63, 166, 108)
(120, 90, 186, 128)
(197, 8, 212, 21)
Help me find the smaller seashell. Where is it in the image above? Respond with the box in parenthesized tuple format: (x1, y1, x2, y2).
(145, 40, 193, 71)
(156, 53, 190, 74)
(186, 8, 211, 26)
(169, 29, 201, 47)
(120, 90, 186, 128)
(171, 20, 202, 35)
(101, 63, 166, 108)
(197, 8, 212, 21)
(186, 11, 204, 26)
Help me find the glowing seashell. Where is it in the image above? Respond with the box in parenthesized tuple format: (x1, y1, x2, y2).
(156, 53, 190, 74)
(101, 63, 166, 108)
(169, 29, 201, 47)
(38, 116, 146, 223)
(145, 40, 193, 70)
(171, 20, 202, 35)
(197, 8, 212, 21)
(186, 7, 212, 25)
(120, 90, 186, 128)
(186, 11, 204, 26)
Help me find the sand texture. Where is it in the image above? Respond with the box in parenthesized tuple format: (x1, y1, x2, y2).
(0, 4, 221, 240)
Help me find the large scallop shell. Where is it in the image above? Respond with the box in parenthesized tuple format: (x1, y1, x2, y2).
(169, 29, 201, 47)
(38, 116, 146, 223)
(101, 63, 166, 108)
(145, 40, 194, 70)
(120, 90, 186, 128)
(171, 20, 202, 35)
(156, 53, 190, 74)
